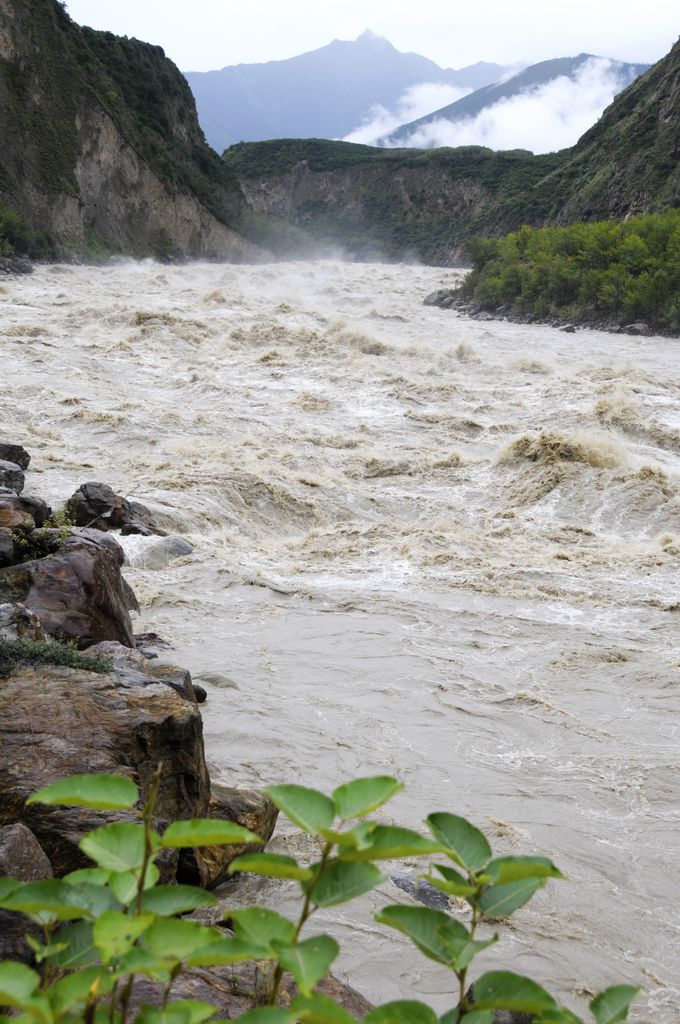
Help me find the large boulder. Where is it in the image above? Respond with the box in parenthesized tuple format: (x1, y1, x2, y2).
(67, 482, 160, 535)
(0, 460, 25, 493)
(0, 529, 137, 648)
(179, 783, 278, 889)
(0, 602, 45, 641)
(0, 823, 53, 963)
(0, 657, 210, 878)
(0, 444, 31, 470)
(0, 492, 50, 528)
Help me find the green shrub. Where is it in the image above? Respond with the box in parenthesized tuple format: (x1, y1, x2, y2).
(0, 637, 113, 677)
(0, 771, 641, 1024)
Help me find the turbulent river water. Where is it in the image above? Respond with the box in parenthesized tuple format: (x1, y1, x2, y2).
(2, 260, 680, 1020)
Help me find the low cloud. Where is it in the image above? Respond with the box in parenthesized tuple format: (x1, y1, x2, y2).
(389, 58, 631, 154)
(343, 82, 472, 146)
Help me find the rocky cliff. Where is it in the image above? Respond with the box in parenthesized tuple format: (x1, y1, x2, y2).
(225, 38, 680, 265)
(0, 0, 261, 259)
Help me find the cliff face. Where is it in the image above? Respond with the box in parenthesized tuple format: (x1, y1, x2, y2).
(225, 39, 680, 266)
(0, 0, 261, 259)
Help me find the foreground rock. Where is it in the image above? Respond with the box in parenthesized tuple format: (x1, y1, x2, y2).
(0, 492, 50, 529)
(0, 460, 24, 493)
(0, 444, 30, 470)
(0, 529, 137, 648)
(67, 482, 161, 535)
(179, 782, 278, 889)
(0, 823, 53, 963)
(0, 657, 210, 878)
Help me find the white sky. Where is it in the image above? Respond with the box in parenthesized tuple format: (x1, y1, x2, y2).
(63, 1, 679, 72)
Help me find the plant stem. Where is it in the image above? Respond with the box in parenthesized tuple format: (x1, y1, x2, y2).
(455, 903, 480, 1022)
(269, 840, 333, 1006)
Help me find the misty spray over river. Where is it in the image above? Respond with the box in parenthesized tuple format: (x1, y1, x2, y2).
(2, 260, 679, 1021)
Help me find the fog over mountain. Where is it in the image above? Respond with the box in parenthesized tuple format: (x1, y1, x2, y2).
(346, 54, 649, 152)
(184, 31, 505, 152)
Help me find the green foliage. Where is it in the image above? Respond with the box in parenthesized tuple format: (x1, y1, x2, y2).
(461, 209, 680, 331)
(0, 636, 113, 678)
(0, 771, 641, 1024)
(0, 198, 54, 259)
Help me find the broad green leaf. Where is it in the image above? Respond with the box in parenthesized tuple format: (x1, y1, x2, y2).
(458, 1011, 494, 1024)
(364, 1001, 439, 1024)
(590, 986, 642, 1024)
(427, 865, 476, 897)
(376, 906, 494, 970)
(485, 856, 565, 885)
(187, 938, 270, 967)
(0, 878, 19, 901)
(264, 785, 336, 834)
(319, 822, 377, 850)
(63, 868, 111, 887)
(80, 822, 153, 872)
(0, 880, 94, 921)
(93, 910, 154, 963)
(426, 814, 491, 873)
(160, 819, 260, 847)
(311, 860, 385, 907)
(332, 777, 403, 819)
(46, 921, 99, 968)
(63, 880, 118, 917)
(273, 935, 339, 996)
(50, 967, 113, 1014)
(231, 1011, 294, 1024)
(227, 853, 313, 881)
(340, 826, 443, 862)
(143, 918, 219, 958)
(478, 878, 545, 918)
(472, 972, 557, 1014)
(534, 1009, 584, 1024)
(109, 863, 160, 905)
(230, 907, 295, 949)
(290, 993, 357, 1024)
(116, 947, 178, 981)
(137, 1001, 216, 1024)
(0, 963, 40, 1006)
(27, 773, 138, 810)
(141, 885, 217, 915)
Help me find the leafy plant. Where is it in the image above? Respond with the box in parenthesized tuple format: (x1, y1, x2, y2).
(0, 771, 641, 1024)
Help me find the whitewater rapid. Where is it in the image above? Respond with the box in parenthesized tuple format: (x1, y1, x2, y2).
(2, 260, 679, 1020)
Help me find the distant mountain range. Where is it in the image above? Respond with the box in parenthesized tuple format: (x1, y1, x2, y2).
(184, 31, 506, 152)
(389, 54, 649, 144)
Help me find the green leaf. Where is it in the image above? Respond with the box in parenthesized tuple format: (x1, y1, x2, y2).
(427, 865, 476, 897)
(273, 935, 339, 996)
(46, 921, 99, 968)
(425, 814, 491, 873)
(63, 868, 111, 887)
(458, 1011, 494, 1024)
(116, 947, 178, 982)
(319, 822, 377, 850)
(143, 918, 220, 958)
(230, 1011, 294, 1024)
(472, 971, 557, 1014)
(80, 822, 153, 872)
(311, 860, 385, 907)
(187, 938, 270, 967)
(0, 878, 19, 901)
(290, 993, 357, 1024)
(264, 785, 336, 834)
(478, 878, 545, 918)
(50, 967, 113, 1014)
(64, 880, 118, 917)
(364, 1001, 439, 1024)
(485, 856, 565, 884)
(137, 1001, 216, 1024)
(0, 880, 94, 921)
(230, 907, 295, 949)
(590, 986, 642, 1024)
(160, 819, 260, 847)
(340, 826, 443, 862)
(534, 1009, 584, 1024)
(332, 777, 403, 819)
(376, 906, 494, 970)
(109, 863, 160, 905)
(27, 773, 138, 810)
(0, 963, 40, 1006)
(141, 885, 217, 915)
(227, 853, 313, 881)
(93, 910, 154, 964)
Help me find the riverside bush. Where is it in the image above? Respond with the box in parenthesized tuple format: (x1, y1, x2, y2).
(461, 211, 680, 331)
(0, 771, 640, 1024)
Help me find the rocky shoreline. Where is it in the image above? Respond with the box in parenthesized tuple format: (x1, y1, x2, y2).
(424, 287, 661, 338)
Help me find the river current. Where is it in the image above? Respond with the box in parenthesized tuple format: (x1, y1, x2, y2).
(2, 260, 679, 1020)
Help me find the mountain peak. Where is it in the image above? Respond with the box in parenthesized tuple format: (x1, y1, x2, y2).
(356, 29, 387, 45)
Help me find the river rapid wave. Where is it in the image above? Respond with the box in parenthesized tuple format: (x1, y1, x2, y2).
(2, 259, 679, 1020)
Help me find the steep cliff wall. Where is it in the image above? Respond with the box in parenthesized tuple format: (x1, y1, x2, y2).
(0, 0, 262, 259)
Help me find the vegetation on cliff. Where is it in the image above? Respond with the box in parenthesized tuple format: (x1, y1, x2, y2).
(459, 211, 680, 331)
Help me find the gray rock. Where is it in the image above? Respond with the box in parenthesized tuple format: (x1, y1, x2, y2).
(0, 529, 16, 567)
(66, 481, 131, 531)
(0, 460, 24, 494)
(0, 492, 50, 528)
(89, 641, 204, 703)
(624, 321, 652, 336)
(138, 535, 193, 570)
(0, 822, 53, 963)
(0, 602, 45, 641)
(0, 444, 30, 470)
(423, 288, 456, 307)
(559, 324, 576, 333)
